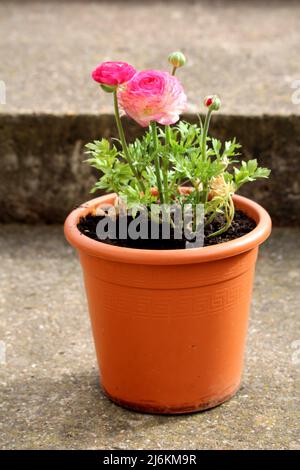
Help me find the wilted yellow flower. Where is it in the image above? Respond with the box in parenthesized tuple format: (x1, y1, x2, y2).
(209, 175, 234, 199)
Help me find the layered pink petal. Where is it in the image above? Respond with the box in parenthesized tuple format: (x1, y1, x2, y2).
(92, 61, 136, 86)
(118, 70, 187, 127)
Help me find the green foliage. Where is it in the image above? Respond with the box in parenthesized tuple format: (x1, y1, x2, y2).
(85, 139, 133, 193)
(85, 121, 270, 238)
(233, 159, 271, 189)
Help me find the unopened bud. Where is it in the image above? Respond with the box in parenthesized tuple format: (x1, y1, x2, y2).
(168, 51, 186, 69)
(204, 94, 221, 111)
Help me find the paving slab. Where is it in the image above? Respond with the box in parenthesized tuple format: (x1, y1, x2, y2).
(0, 0, 300, 116)
(0, 226, 299, 449)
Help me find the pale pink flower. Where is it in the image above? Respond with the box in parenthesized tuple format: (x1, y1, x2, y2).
(91, 61, 136, 86)
(118, 70, 187, 127)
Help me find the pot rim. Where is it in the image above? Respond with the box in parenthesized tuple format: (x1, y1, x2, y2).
(64, 193, 272, 265)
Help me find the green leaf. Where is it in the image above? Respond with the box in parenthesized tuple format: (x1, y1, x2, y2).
(234, 159, 271, 189)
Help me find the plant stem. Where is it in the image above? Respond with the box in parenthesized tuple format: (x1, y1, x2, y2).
(162, 125, 172, 204)
(201, 108, 212, 163)
(196, 108, 213, 205)
(150, 122, 164, 204)
(165, 124, 171, 146)
(171, 66, 177, 76)
(204, 210, 217, 227)
(113, 90, 145, 192)
(162, 160, 169, 204)
(207, 196, 235, 238)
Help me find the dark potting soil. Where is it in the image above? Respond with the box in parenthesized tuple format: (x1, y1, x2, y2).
(77, 210, 256, 250)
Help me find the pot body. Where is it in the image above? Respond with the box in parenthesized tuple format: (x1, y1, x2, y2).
(65, 194, 271, 414)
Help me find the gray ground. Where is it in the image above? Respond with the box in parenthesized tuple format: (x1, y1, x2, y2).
(0, 225, 299, 450)
(0, 0, 300, 115)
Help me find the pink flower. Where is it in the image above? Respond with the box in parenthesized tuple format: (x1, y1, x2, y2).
(118, 70, 187, 127)
(91, 61, 136, 86)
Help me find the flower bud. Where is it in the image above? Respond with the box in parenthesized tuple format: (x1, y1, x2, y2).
(204, 94, 221, 111)
(100, 83, 116, 93)
(168, 51, 186, 69)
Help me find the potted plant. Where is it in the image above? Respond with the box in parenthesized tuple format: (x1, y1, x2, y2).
(64, 53, 271, 414)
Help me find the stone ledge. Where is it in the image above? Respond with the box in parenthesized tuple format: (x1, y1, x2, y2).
(0, 113, 299, 224)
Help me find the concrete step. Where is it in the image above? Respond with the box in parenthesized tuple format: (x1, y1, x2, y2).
(0, 1, 300, 224)
(0, 226, 299, 449)
(1, 113, 299, 224)
(1, 0, 299, 116)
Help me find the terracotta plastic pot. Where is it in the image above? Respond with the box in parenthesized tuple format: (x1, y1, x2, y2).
(64, 194, 271, 414)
